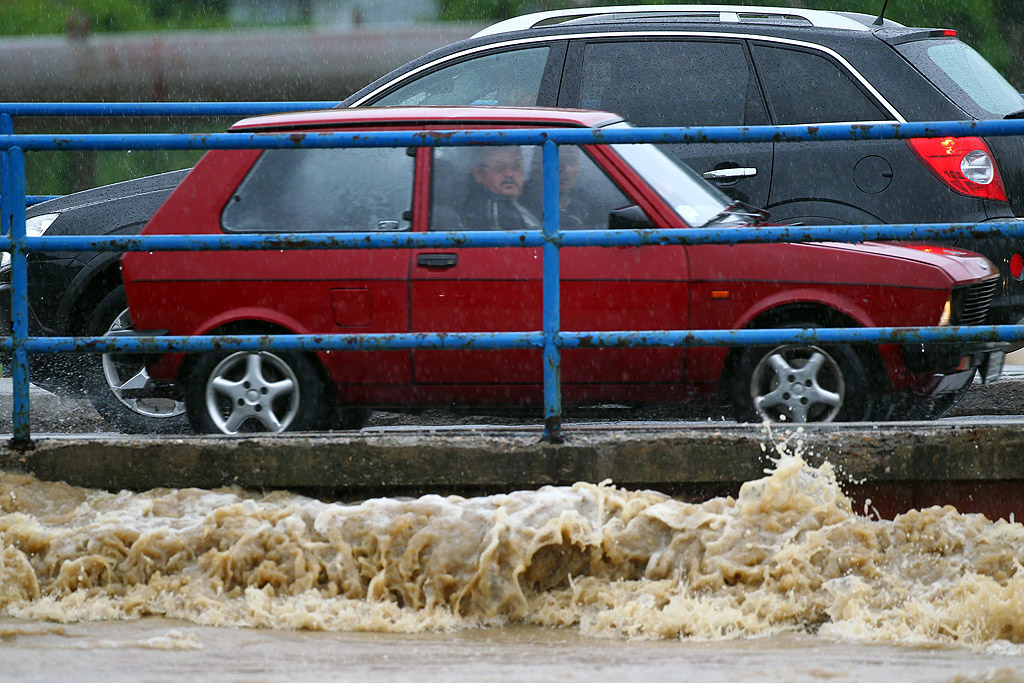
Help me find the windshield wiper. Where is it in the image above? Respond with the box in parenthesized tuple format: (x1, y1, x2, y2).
(700, 200, 770, 227)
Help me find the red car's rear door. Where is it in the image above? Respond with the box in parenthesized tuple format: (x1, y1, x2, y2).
(126, 143, 416, 391)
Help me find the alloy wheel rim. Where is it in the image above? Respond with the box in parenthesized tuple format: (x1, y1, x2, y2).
(749, 344, 845, 423)
(101, 308, 186, 419)
(204, 351, 300, 434)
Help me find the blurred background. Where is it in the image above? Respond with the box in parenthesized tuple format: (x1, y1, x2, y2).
(1, 0, 1021, 195)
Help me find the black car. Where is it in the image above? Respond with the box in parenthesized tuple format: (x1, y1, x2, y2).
(8, 4, 1024, 431)
(9, 170, 191, 433)
(344, 5, 1024, 325)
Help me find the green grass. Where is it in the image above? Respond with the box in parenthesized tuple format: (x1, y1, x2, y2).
(18, 116, 234, 196)
(0, 0, 230, 36)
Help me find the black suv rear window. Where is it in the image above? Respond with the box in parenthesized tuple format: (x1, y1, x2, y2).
(896, 39, 1024, 119)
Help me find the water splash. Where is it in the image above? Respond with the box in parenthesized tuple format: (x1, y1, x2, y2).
(1, 448, 1023, 649)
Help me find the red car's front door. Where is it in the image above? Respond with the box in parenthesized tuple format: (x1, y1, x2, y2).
(410, 143, 689, 405)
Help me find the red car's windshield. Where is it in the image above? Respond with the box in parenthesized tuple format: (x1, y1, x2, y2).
(605, 123, 741, 227)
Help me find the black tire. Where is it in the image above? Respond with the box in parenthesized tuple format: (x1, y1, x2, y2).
(82, 286, 191, 434)
(731, 330, 874, 423)
(185, 349, 329, 434)
(336, 406, 371, 431)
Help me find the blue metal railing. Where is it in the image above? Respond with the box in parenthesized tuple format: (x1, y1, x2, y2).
(4, 106, 1024, 444)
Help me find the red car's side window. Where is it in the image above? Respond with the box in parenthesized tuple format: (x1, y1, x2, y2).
(428, 144, 628, 231)
(222, 147, 415, 233)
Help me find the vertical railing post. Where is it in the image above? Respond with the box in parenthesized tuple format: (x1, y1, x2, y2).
(540, 139, 563, 442)
(1, 113, 32, 446)
(0, 115, 9, 390)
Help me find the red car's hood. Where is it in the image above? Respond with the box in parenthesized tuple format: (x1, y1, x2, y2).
(805, 240, 996, 284)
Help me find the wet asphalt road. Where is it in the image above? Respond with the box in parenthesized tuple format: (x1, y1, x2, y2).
(3, 364, 1024, 436)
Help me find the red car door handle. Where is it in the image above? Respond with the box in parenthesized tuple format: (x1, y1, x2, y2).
(417, 253, 458, 269)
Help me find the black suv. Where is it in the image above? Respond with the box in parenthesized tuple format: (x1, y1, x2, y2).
(344, 5, 1024, 318)
(9, 4, 1024, 431)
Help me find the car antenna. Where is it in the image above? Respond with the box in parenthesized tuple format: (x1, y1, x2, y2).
(872, 0, 891, 26)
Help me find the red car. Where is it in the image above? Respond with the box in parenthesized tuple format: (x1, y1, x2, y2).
(121, 106, 1001, 433)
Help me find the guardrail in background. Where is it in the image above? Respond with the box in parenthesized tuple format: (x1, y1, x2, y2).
(4, 112, 1024, 445)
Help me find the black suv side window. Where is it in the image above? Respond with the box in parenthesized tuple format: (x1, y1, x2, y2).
(222, 148, 414, 233)
(576, 39, 767, 127)
(371, 46, 550, 107)
(751, 44, 890, 124)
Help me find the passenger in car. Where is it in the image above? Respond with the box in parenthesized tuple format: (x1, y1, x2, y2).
(520, 145, 606, 230)
(459, 147, 540, 230)
(555, 146, 603, 229)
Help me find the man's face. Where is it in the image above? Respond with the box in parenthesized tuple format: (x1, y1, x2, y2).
(473, 149, 525, 198)
(560, 154, 580, 191)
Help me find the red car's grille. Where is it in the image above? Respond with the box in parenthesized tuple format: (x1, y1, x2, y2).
(954, 276, 999, 327)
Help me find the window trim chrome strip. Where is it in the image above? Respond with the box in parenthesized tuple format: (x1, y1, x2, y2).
(350, 30, 906, 124)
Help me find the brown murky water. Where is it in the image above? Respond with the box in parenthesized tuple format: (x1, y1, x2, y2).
(3, 453, 1024, 680)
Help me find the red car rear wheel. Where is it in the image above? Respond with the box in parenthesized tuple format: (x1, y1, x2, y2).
(186, 349, 329, 434)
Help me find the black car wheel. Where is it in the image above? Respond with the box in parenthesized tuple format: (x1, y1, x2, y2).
(83, 286, 190, 433)
(186, 350, 329, 434)
(732, 334, 873, 423)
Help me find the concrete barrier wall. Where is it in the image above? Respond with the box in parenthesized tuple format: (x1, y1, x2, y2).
(3, 423, 1023, 520)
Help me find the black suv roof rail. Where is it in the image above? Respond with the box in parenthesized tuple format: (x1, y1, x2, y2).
(473, 4, 903, 38)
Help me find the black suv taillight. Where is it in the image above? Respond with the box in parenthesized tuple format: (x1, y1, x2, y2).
(906, 136, 1008, 202)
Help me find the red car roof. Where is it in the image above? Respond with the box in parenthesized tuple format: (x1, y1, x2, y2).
(229, 106, 624, 131)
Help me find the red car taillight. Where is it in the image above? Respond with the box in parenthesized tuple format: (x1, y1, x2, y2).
(906, 136, 1008, 202)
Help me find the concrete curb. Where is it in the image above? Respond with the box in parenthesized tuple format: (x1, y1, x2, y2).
(2, 372, 1023, 520)
(2, 422, 1023, 518)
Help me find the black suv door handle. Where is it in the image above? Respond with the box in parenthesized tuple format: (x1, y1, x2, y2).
(703, 167, 758, 181)
(417, 253, 458, 269)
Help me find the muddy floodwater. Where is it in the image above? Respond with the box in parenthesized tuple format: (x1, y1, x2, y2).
(2, 453, 1024, 681)
(4, 617, 1024, 682)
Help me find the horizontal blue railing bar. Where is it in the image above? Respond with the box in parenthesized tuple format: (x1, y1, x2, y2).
(1, 325, 1018, 355)
(6, 118, 1024, 153)
(0, 332, 545, 354)
(557, 222, 1024, 245)
(558, 326, 1024, 348)
(25, 195, 59, 206)
(5, 221, 1024, 254)
(2, 332, 545, 354)
(0, 231, 547, 252)
(0, 102, 341, 117)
